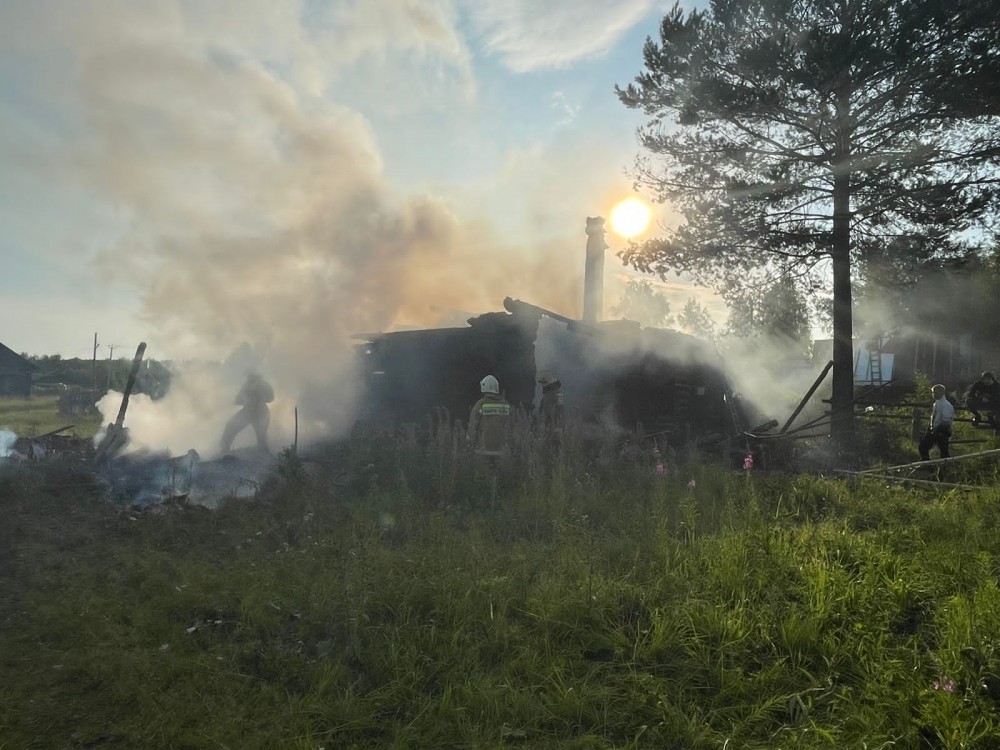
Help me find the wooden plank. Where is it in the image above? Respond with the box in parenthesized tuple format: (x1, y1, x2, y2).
(853, 448, 1000, 475)
(835, 469, 980, 491)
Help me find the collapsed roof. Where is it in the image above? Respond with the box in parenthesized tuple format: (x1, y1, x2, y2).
(356, 298, 742, 443)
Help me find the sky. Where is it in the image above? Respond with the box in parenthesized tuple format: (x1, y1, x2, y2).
(0, 0, 720, 363)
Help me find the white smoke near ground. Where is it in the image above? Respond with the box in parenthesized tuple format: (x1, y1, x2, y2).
(2, 1, 595, 455)
(601, 273, 815, 428)
(0, 429, 16, 458)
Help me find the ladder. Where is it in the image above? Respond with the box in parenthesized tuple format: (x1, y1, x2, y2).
(867, 340, 882, 385)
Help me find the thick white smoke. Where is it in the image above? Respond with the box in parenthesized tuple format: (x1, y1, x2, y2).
(0, 429, 16, 458)
(4, 1, 596, 454)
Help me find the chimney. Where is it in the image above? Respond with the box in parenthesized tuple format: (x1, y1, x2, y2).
(583, 216, 608, 323)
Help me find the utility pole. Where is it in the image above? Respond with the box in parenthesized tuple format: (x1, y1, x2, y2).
(106, 344, 116, 390)
(92, 333, 98, 395)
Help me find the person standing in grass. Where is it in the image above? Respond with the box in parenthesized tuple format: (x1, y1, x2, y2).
(965, 371, 1000, 427)
(919, 384, 955, 461)
(467, 375, 511, 457)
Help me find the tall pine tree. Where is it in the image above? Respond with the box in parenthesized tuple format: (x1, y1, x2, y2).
(617, 0, 1000, 439)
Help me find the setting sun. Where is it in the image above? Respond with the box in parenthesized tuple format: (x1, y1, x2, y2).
(609, 197, 652, 238)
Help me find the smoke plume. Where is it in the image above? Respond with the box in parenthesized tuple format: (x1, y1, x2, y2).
(3, 1, 594, 453)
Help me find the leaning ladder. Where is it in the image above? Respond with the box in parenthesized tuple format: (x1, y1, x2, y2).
(868, 341, 882, 385)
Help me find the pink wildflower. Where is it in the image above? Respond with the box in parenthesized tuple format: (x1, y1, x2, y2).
(655, 463, 665, 476)
(743, 453, 754, 471)
(687, 479, 696, 490)
(932, 679, 956, 693)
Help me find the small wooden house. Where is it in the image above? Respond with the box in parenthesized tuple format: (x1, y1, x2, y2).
(355, 297, 745, 448)
(0, 343, 36, 398)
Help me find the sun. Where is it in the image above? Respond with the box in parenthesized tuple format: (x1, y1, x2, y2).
(609, 197, 652, 239)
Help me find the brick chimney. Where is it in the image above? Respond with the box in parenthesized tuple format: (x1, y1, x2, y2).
(583, 216, 608, 323)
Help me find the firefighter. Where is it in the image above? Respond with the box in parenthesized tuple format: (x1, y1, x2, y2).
(536, 371, 565, 432)
(220, 370, 275, 455)
(467, 374, 511, 456)
(966, 371, 1000, 427)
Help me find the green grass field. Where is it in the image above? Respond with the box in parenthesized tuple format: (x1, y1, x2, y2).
(2, 418, 1000, 748)
(0, 395, 102, 440)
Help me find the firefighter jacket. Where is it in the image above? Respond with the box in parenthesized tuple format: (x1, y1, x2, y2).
(539, 381, 564, 430)
(468, 395, 511, 456)
(236, 374, 274, 417)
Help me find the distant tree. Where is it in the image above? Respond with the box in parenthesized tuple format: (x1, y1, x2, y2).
(617, 0, 1000, 439)
(856, 238, 1000, 347)
(760, 282, 811, 353)
(726, 278, 812, 356)
(610, 279, 675, 328)
(677, 297, 717, 340)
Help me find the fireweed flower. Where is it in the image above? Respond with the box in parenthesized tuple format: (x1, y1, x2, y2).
(655, 463, 665, 476)
(687, 479, 696, 490)
(932, 679, 956, 692)
(743, 454, 754, 471)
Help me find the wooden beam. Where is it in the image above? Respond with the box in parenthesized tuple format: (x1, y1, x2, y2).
(780, 360, 833, 433)
(836, 469, 980, 491)
(853, 448, 1000, 475)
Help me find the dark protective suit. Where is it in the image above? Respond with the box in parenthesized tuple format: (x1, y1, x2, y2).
(966, 377, 1000, 425)
(538, 380, 565, 431)
(221, 373, 275, 454)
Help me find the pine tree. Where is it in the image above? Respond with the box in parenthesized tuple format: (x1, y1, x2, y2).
(610, 279, 675, 328)
(678, 297, 717, 340)
(617, 0, 1000, 439)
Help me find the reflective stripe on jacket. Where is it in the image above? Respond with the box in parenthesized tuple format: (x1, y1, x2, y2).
(468, 396, 511, 455)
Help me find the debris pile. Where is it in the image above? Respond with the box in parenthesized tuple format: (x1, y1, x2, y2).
(3, 341, 275, 511)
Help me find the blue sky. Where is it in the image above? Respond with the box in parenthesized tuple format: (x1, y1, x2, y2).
(0, 0, 718, 362)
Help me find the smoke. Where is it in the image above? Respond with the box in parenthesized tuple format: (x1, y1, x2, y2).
(601, 274, 813, 426)
(3, 1, 597, 454)
(0, 429, 15, 458)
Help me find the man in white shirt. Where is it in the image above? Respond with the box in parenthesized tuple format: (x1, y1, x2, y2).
(919, 384, 955, 461)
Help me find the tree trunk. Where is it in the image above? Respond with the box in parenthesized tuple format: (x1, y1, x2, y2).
(830, 168, 854, 442)
(831, 73, 855, 443)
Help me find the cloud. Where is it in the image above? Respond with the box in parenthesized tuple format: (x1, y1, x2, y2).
(550, 91, 580, 126)
(0, 0, 611, 448)
(466, 0, 655, 72)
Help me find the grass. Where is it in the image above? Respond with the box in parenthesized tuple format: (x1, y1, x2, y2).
(3, 415, 1000, 748)
(0, 395, 102, 440)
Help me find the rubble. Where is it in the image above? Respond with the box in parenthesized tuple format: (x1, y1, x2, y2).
(97, 448, 272, 509)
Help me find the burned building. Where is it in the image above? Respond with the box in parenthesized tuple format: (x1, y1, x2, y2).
(355, 309, 538, 426)
(0, 343, 36, 398)
(355, 216, 748, 451)
(355, 297, 744, 449)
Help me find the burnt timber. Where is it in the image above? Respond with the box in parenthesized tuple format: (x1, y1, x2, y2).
(355, 298, 748, 450)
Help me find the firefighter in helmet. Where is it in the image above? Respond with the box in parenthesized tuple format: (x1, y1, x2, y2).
(536, 371, 565, 433)
(467, 374, 511, 456)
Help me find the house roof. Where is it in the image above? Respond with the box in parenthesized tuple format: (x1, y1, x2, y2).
(0, 343, 38, 372)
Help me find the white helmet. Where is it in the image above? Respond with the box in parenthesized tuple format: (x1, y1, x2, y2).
(537, 371, 557, 386)
(480, 375, 500, 394)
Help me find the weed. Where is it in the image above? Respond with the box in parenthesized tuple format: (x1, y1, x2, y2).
(4, 422, 1000, 747)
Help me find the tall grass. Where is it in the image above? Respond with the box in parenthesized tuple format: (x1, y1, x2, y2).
(0, 395, 101, 439)
(2, 418, 1000, 748)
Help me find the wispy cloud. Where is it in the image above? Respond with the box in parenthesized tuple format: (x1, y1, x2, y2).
(466, 0, 655, 72)
(550, 91, 580, 126)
